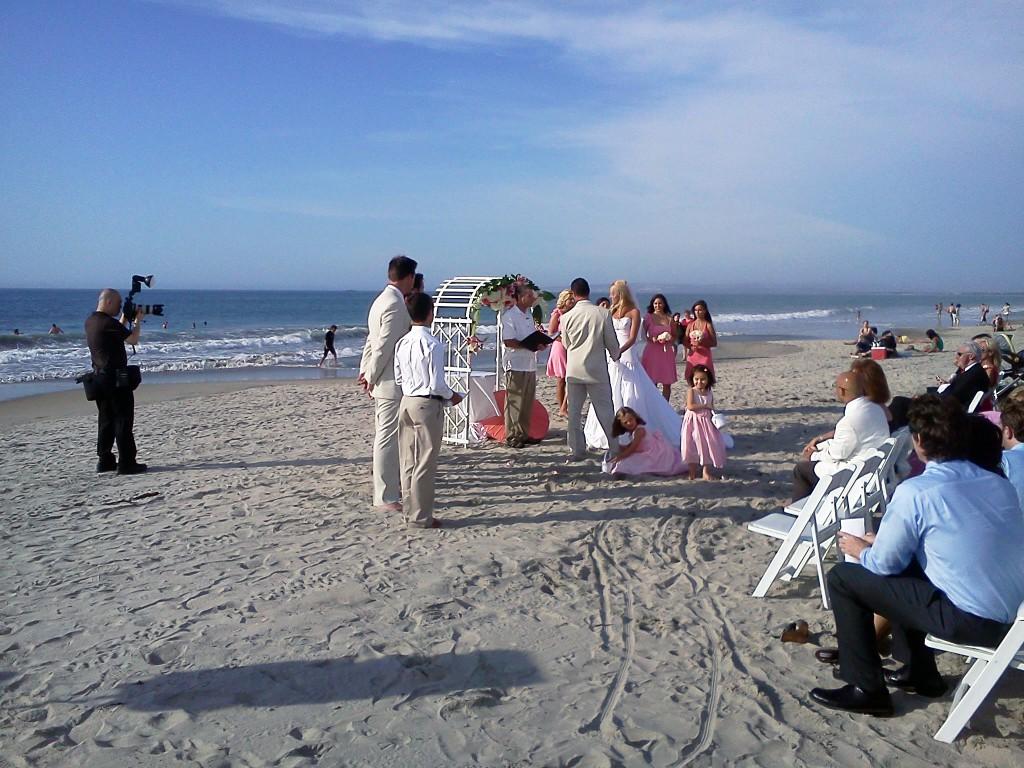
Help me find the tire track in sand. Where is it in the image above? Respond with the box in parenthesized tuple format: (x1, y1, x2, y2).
(581, 521, 637, 739)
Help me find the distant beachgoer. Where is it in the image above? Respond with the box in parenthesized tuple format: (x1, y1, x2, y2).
(192, 322, 196, 329)
(936, 303, 943, 325)
(684, 300, 717, 379)
(161, 321, 168, 329)
(980, 303, 990, 323)
(953, 303, 961, 327)
(993, 315, 1006, 332)
(845, 322, 875, 356)
(1003, 302, 1012, 316)
(596, 297, 611, 310)
(641, 293, 678, 400)
(12, 329, 20, 335)
(49, 324, 63, 335)
(319, 324, 338, 367)
(907, 328, 943, 353)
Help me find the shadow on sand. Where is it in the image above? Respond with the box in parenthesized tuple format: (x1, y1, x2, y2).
(103, 649, 543, 713)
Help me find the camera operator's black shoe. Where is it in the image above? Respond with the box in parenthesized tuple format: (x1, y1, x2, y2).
(117, 462, 148, 475)
(97, 455, 118, 473)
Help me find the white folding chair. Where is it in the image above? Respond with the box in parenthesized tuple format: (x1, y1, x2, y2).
(884, 427, 914, 492)
(749, 461, 865, 608)
(924, 600, 1024, 742)
(967, 389, 987, 414)
(805, 455, 883, 610)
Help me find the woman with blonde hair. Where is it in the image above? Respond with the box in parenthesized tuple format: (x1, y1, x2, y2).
(545, 289, 575, 416)
(584, 280, 682, 452)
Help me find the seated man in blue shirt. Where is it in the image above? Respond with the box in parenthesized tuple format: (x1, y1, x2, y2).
(1000, 396, 1024, 509)
(810, 395, 1024, 716)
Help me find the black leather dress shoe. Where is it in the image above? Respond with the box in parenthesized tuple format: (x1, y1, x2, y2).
(810, 684, 894, 716)
(96, 456, 118, 473)
(117, 462, 148, 475)
(883, 666, 948, 698)
(815, 647, 840, 665)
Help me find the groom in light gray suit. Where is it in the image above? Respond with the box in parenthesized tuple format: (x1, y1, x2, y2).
(359, 255, 417, 510)
(561, 277, 621, 460)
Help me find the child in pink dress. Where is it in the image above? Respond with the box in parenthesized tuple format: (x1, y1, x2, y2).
(681, 364, 727, 480)
(605, 407, 685, 476)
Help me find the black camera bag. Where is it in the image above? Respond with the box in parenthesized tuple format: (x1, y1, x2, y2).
(76, 371, 106, 401)
(115, 365, 142, 391)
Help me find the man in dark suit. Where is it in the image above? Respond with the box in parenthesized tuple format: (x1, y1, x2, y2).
(938, 341, 989, 408)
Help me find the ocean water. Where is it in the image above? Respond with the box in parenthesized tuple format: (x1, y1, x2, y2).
(1, 288, 1020, 400)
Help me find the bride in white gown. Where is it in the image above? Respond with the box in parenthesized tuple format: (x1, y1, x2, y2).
(584, 280, 683, 451)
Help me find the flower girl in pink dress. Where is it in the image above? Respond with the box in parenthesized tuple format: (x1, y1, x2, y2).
(681, 365, 727, 480)
(605, 407, 685, 476)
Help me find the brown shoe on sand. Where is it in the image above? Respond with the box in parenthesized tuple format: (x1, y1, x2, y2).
(781, 620, 810, 644)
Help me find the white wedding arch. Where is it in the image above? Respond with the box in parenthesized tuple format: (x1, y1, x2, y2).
(431, 276, 505, 446)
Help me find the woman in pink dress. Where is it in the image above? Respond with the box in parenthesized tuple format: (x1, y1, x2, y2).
(641, 293, 679, 401)
(681, 365, 726, 480)
(684, 300, 718, 380)
(545, 290, 574, 416)
(605, 407, 685, 476)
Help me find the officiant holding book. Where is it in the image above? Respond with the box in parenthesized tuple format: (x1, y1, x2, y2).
(501, 285, 548, 449)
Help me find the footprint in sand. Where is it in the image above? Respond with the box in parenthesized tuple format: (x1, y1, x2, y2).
(437, 687, 505, 720)
(142, 641, 186, 666)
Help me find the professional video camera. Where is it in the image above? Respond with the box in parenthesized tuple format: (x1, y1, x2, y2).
(122, 274, 164, 321)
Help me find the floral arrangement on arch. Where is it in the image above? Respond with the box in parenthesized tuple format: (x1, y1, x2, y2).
(469, 274, 555, 339)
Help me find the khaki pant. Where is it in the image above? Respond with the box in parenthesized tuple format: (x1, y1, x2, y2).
(566, 380, 614, 459)
(372, 396, 402, 506)
(504, 370, 536, 443)
(399, 396, 443, 527)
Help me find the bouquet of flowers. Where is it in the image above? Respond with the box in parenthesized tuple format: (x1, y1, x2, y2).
(466, 335, 484, 355)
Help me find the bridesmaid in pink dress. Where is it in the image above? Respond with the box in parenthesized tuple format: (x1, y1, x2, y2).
(681, 365, 726, 480)
(641, 293, 679, 401)
(684, 300, 718, 380)
(605, 407, 685, 476)
(545, 290, 575, 416)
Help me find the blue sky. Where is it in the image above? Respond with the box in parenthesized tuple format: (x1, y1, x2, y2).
(1, 1, 1022, 291)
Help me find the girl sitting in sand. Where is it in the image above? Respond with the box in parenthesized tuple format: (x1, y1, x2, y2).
(682, 364, 727, 480)
(604, 407, 685, 476)
(905, 328, 943, 353)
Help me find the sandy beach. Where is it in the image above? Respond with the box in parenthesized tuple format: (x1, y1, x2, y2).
(2, 329, 1021, 767)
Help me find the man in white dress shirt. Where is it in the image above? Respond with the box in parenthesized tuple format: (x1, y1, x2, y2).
(359, 255, 417, 511)
(501, 285, 544, 449)
(791, 370, 890, 500)
(394, 293, 462, 529)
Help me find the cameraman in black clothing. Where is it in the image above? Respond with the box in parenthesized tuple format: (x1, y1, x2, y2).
(85, 289, 147, 475)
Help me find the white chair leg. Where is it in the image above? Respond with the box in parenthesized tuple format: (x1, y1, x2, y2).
(752, 533, 804, 598)
(781, 543, 813, 582)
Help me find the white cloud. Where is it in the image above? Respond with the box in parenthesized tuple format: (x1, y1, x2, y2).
(169, 1, 1024, 285)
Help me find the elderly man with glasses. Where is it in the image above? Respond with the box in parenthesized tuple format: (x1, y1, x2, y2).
(791, 369, 890, 501)
(936, 340, 990, 409)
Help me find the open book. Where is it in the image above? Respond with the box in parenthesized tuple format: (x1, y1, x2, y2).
(518, 330, 559, 352)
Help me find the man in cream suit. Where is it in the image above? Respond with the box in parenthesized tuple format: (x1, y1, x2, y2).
(561, 277, 621, 460)
(359, 255, 417, 510)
